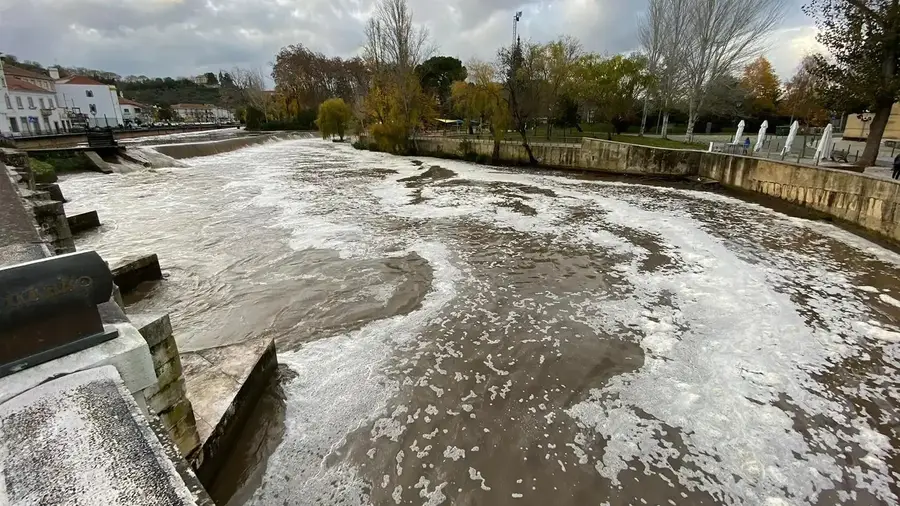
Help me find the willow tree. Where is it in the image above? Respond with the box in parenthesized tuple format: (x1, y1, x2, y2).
(451, 59, 510, 161)
(805, 0, 900, 166)
(316, 98, 353, 140)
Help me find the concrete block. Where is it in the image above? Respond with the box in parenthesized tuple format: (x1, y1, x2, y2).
(0, 366, 207, 505)
(84, 150, 114, 174)
(67, 210, 101, 234)
(111, 253, 163, 294)
(36, 183, 65, 202)
(148, 377, 189, 415)
(132, 313, 175, 349)
(150, 336, 181, 371)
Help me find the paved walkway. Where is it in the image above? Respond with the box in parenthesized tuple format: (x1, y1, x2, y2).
(0, 163, 47, 266)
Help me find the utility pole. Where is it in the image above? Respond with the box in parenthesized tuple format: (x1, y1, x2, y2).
(513, 11, 523, 50)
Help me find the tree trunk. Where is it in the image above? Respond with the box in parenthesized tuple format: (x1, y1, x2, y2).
(685, 112, 699, 143)
(660, 112, 670, 139)
(493, 139, 501, 163)
(519, 128, 538, 165)
(639, 95, 651, 137)
(860, 101, 893, 167)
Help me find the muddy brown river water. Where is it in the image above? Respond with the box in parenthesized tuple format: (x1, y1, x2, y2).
(60, 138, 900, 506)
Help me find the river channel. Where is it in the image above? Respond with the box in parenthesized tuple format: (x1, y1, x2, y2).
(60, 138, 900, 506)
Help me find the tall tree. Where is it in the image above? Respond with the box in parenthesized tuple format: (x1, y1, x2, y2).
(577, 54, 652, 135)
(779, 54, 830, 126)
(416, 56, 467, 115)
(682, 0, 786, 141)
(451, 58, 510, 160)
(804, 0, 900, 166)
(230, 66, 270, 122)
(362, 0, 434, 152)
(639, 0, 692, 138)
(741, 56, 781, 118)
(499, 41, 549, 164)
(542, 36, 583, 139)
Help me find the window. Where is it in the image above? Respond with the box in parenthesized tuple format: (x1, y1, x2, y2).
(85, 90, 94, 98)
(27, 97, 34, 109)
(89, 104, 97, 114)
(4, 95, 10, 109)
(49, 98, 55, 109)
(39, 98, 45, 108)
(15, 97, 23, 109)
(134, 107, 141, 113)
(20, 117, 28, 133)
(8, 118, 18, 133)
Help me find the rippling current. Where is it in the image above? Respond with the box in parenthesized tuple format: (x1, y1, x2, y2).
(60, 138, 900, 506)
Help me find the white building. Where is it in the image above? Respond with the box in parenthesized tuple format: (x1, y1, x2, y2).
(51, 68, 124, 129)
(118, 97, 152, 127)
(2, 63, 67, 136)
(0, 60, 10, 137)
(172, 103, 235, 124)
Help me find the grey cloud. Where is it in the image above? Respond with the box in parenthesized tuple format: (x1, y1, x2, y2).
(0, 0, 815, 80)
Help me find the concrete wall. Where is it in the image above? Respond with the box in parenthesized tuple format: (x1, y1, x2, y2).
(133, 313, 202, 459)
(151, 134, 279, 159)
(408, 136, 900, 244)
(11, 124, 230, 149)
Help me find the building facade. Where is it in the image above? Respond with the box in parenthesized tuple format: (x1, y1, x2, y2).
(2, 62, 67, 136)
(52, 70, 124, 129)
(118, 97, 151, 127)
(843, 104, 900, 142)
(172, 103, 235, 124)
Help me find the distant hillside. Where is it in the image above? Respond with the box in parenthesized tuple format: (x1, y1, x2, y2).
(117, 78, 224, 107)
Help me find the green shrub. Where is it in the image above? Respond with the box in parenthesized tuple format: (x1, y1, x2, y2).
(29, 158, 57, 184)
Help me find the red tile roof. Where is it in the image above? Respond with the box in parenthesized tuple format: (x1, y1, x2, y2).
(118, 98, 148, 107)
(3, 65, 51, 81)
(5, 76, 54, 94)
(57, 75, 106, 86)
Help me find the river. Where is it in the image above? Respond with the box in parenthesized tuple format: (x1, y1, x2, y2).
(60, 138, 900, 506)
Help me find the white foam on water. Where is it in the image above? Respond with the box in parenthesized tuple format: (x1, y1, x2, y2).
(245, 241, 460, 505)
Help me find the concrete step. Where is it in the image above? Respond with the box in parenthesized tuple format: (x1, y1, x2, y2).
(67, 210, 101, 234)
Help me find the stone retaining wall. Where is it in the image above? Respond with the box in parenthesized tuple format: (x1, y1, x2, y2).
(407, 136, 900, 244)
(133, 313, 202, 459)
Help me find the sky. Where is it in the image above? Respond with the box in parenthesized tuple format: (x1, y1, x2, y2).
(0, 0, 823, 83)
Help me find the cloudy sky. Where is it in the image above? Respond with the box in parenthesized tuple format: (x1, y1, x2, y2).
(0, 0, 822, 82)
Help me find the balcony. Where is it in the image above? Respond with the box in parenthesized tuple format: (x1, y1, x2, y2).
(40, 108, 53, 117)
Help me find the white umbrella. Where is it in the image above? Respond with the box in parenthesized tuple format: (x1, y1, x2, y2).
(813, 123, 834, 164)
(754, 120, 769, 152)
(781, 120, 799, 157)
(732, 120, 746, 144)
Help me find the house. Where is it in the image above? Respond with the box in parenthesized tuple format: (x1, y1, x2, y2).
(0, 60, 10, 137)
(843, 104, 900, 142)
(2, 61, 67, 136)
(171, 103, 235, 124)
(3, 64, 55, 92)
(118, 97, 151, 126)
(51, 68, 124, 129)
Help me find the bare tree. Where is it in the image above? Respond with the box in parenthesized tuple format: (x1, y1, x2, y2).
(639, 0, 691, 139)
(682, 0, 786, 141)
(361, 0, 434, 149)
(638, 0, 666, 136)
(231, 66, 270, 121)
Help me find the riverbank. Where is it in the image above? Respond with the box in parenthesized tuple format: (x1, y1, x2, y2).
(365, 135, 900, 246)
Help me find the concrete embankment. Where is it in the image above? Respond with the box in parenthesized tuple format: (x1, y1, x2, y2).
(410, 136, 900, 245)
(152, 133, 285, 159)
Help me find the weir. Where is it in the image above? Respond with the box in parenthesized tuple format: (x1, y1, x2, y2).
(0, 139, 281, 503)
